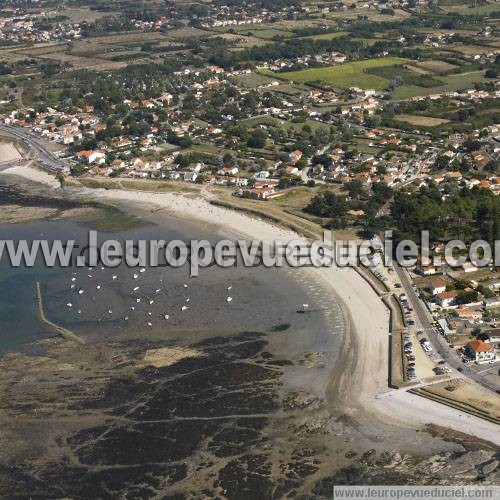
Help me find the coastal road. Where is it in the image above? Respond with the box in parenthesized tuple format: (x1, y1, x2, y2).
(0, 124, 68, 172)
(393, 261, 499, 393)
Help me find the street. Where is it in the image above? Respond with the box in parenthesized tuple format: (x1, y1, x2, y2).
(393, 261, 499, 393)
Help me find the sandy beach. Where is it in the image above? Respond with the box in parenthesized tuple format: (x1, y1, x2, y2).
(2, 163, 499, 446)
(0, 143, 22, 164)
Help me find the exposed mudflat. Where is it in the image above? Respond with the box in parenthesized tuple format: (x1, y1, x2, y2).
(0, 330, 498, 499)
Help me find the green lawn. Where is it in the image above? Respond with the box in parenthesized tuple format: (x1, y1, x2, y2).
(259, 57, 410, 90)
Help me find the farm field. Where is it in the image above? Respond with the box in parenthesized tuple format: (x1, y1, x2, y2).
(259, 57, 410, 90)
(451, 44, 499, 55)
(300, 31, 348, 41)
(213, 24, 293, 39)
(414, 60, 460, 73)
(323, 7, 411, 21)
(166, 27, 213, 39)
(394, 114, 451, 127)
(53, 7, 116, 23)
(390, 70, 490, 100)
(0, 32, 179, 72)
(443, 3, 500, 15)
(234, 72, 279, 88)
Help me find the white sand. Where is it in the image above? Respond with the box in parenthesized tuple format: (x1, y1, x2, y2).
(1, 164, 59, 188)
(0, 143, 22, 163)
(2, 164, 499, 444)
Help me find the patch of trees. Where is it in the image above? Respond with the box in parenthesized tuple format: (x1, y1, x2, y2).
(391, 184, 500, 246)
(305, 191, 347, 218)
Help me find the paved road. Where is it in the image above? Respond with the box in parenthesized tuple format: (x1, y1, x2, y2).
(0, 124, 68, 172)
(393, 261, 499, 393)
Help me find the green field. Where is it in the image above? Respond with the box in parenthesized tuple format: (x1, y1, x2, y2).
(259, 57, 410, 90)
(300, 31, 348, 41)
(391, 70, 490, 100)
(443, 3, 500, 15)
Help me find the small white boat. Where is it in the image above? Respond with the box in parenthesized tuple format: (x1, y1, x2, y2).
(66, 302, 72, 308)
(78, 290, 84, 295)
(147, 322, 152, 327)
(133, 274, 138, 279)
(96, 285, 101, 290)
(155, 289, 161, 294)
(140, 268, 146, 273)
(164, 314, 169, 320)
(124, 316, 129, 321)
(71, 277, 76, 282)
(148, 312, 152, 316)
(77, 310, 82, 314)
(133, 286, 140, 291)
(88, 267, 93, 271)
(227, 286, 232, 290)
(112, 275, 117, 280)
(226, 297, 233, 303)
(181, 305, 188, 311)
(149, 300, 154, 305)
(88, 274, 92, 278)
(183, 284, 188, 288)
(101, 266, 104, 270)
(108, 309, 112, 314)
(70, 284, 76, 289)
(136, 298, 141, 303)
(131, 306, 135, 311)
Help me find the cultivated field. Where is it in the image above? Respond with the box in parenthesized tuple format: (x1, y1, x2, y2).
(260, 57, 410, 90)
(391, 70, 490, 100)
(415, 60, 460, 73)
(394, 114, 451, 127)
(1, 32, 181, 72)
(300, 31, 348, 41)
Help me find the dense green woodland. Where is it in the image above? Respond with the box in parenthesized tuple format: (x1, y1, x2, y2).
(305, 184, 500, 247)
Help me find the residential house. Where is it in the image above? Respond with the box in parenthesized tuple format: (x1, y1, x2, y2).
(455, 307, 482, 321)
(437, 290, 458, 308)
(429, 278, 446, 295)
(416, 258, 436, 276)
(484, 297, 500, 309)
(480, 328, 500, 344)
(462, 262, 478, 273)
(184, 171, 198, 182)
(289, 149, 303, 165)
(217, 166, 239, 176)
(465, 340, 496, 364)
(75, 150, 105, 165)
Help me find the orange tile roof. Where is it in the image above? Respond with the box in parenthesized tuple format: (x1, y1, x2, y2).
(467, 340, 493, 353)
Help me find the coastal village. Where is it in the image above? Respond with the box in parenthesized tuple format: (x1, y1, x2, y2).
(2, 0, 500, 495)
